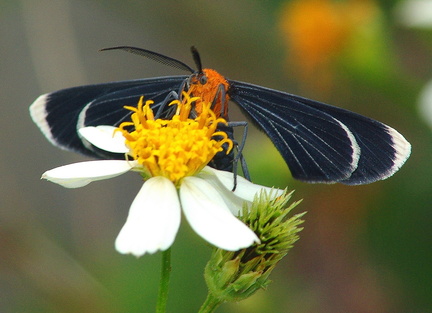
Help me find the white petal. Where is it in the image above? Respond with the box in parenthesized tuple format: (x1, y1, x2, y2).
(200, 166, 283, 202)
(115, 177, 181, 257)
(180, 176, 259, 251)
(79, 126, 129, 153)
(42, 160, 133, 188)
(195, 169, 245, 215)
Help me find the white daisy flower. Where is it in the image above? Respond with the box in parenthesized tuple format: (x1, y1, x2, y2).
(42, 93, 282, 257)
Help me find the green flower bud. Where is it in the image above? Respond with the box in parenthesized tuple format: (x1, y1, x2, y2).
(203, 189, 305, 304)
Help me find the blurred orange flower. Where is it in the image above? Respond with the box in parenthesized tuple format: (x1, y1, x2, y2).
(279, 0, 379, 93)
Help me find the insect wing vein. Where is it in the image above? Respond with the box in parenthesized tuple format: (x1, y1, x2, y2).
(298, 96, 411, 184)
(228, 80, 410, 184)
(228, 81, 362, 183)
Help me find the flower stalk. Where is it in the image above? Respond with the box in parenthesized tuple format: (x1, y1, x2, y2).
(156, 248, 171, 313)
(198, 293, 223, 313)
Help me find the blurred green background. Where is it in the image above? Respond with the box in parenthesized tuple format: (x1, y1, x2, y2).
(1, 0, 431, 312)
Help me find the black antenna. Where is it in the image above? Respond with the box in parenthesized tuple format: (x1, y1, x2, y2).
(190, 46, 203, 74)
(100, 46, 195, 73)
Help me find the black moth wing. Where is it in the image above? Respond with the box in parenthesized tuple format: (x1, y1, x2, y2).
(30, 76, 188, 159)
(228, 80, 411, 185)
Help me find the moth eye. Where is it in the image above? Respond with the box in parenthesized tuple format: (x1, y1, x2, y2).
(200, 75, 208, 85)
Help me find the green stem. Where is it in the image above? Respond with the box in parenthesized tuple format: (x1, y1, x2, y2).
(198, 292, 223, 313)
(156, 248, 171, 313)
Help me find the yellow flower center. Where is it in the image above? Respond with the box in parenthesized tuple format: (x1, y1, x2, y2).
(117, 92, 233, 185)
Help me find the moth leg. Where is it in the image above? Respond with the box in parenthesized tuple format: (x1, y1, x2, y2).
(228, 120, 250, 181)
(154, 91, 179, 119)
(154, 79, 188, 119)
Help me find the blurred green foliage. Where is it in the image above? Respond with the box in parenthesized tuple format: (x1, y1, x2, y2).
(1, 0, 431, 312)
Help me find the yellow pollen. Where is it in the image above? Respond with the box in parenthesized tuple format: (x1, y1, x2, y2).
(117, 92, 233, 185)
